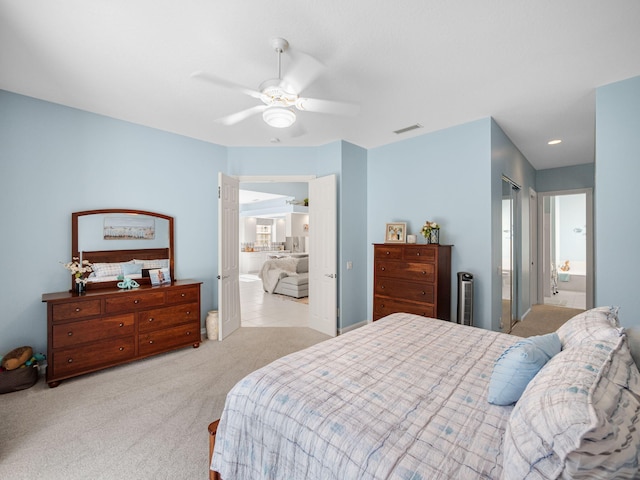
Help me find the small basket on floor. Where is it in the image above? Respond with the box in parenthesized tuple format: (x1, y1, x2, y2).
(0, 364, 39, 394)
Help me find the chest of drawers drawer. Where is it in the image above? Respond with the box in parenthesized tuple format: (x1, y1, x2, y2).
(139, 322, 199, 356)
(373, 298, 435, 320)
(375, 278, 435, 304)
(166, 286, 199, 305)
(51, 337, 135, 376)
(375, 260, 435, 282)
(105, 291, 165, 314)
(138, 303, 199, 332)
(52, 314, 135, 348)
(52, 300, 101, 322)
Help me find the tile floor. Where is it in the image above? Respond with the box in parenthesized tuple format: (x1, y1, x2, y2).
(544, 289, 586, 309)
(240, 274, 309, 327)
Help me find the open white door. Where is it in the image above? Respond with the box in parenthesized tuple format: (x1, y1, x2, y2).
(309, 174, 337, 337)
(217, 173, 241, 340)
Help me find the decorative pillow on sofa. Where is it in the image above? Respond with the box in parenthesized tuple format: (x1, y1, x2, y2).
(502, 332, 640, 479)
(487, 333, 561, 405)
(556, 306, 620, 348)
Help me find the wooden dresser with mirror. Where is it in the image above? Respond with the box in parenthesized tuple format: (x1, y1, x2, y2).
(42, 209, 202, 388)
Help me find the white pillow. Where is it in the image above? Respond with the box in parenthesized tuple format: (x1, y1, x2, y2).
(92, 262, 125, 278)
(555, 306, 620, 348)
(502, 333, 640, 479)
(133, 258, 169, 269)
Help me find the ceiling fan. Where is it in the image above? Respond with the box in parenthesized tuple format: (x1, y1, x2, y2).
(192, 38, 359, 129)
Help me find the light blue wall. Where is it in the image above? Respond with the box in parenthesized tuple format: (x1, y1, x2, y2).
(595, 75, 640, 327)
(490, 119, 536, 328)
(367, 119, 494, 329)
(536, 163, 595, 192)
(339, 141, 368, 329)
(0, 91, 226, 355)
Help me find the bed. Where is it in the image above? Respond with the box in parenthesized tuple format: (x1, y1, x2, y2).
(209, 309, 640, 479)
(258, 255, 309, 298)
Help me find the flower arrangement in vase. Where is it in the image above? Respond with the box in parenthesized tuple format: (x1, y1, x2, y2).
(62, 257, 93, 294)
(421, 221, 440, 244)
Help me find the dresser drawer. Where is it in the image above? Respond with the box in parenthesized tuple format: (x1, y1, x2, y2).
(51, 337, 135, 376)
(403, 246, 436, 262)
(138, 322, 199, 356)
(375, 260, 436, 282)
(375, 278, 435, 304)
(52, 314, 135, 348)
(373, 298, 435, 320)
(373, 245, 404, 260)
(105, 291, 165, 314)
(52, 300, 101, 322)
(166, 286, 199, 305)
(138, 303, 199, 332)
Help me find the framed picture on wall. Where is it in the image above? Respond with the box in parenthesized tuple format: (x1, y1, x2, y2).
(385, 222, 407, 243)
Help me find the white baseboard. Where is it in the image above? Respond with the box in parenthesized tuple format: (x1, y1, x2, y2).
(520, 307, 532, 321)
(339, 319, 369, 335)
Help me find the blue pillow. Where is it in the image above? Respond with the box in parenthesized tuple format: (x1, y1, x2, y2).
(122, 263, 143, 277)
(488, 332, 561, 406)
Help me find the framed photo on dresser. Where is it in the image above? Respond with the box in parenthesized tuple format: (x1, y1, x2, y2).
(385, 222, 406, 243)
(149, 267, 171, 285)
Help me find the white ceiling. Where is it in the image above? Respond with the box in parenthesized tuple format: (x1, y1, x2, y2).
(2, 1, 639, 170)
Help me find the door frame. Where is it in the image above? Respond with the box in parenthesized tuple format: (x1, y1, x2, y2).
(232, 174, 338, 336)
(537, 188, 593, 309)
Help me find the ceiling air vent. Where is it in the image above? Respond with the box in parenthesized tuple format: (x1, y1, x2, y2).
(393, 123, 423, 135)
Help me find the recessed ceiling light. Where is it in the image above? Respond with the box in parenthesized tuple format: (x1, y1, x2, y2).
(548, 139, 562, 145)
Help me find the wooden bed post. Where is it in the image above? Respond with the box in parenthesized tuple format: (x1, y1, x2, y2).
(208, 420, 221, 480)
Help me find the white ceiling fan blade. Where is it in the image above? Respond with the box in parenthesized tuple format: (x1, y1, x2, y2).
(295, 97, 360, 116)
(216, 105, 268, 126)
(281, 50, 325, 94)
(191, 71, 263, 100)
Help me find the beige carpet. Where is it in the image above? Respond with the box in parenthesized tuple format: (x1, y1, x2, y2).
(510, 304, 585, 337)
(0, 327, 330, 480)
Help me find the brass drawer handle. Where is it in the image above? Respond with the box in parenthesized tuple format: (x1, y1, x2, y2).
(381, 267, 386, 271)
(422, 271, 426, 275)
(67, 332, 73, 336)
(416, 252, 421, 256)
(134, 299, 140, 304)
(148, 318, 154, 322)
(385, 251, 390, 255)
(119, 347, 124, 351)
(186, 311, 191, 315)
(421, 291, 426, 295)
(186, 331, 191, 335)
(149, 340, 154, 344)
(67, 358, 73, 363)
(75, 308, 81, 312)
(181, 293, 186, 297)
(119, 323, 124, 327)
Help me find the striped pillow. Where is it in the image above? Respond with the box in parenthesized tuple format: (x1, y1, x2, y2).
(502, 333, 640, 479)
(556, 306, 620, 348)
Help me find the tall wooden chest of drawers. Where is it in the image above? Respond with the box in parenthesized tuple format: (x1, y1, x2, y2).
(373, 244, 452, 321)
(42, 280, 201, 387)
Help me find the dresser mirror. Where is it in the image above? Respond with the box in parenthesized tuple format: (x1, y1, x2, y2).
(72, 209, 174, 290)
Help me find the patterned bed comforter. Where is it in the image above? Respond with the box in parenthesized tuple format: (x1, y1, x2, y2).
(211, 313, 520, 479)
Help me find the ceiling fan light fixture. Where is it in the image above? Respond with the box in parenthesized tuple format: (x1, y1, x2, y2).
(263, 107, 296, 128)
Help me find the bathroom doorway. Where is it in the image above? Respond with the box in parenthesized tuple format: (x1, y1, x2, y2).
(538, 189, 593, 310)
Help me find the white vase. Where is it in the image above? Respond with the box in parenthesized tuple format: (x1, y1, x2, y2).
(206, 311, 219, 341)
